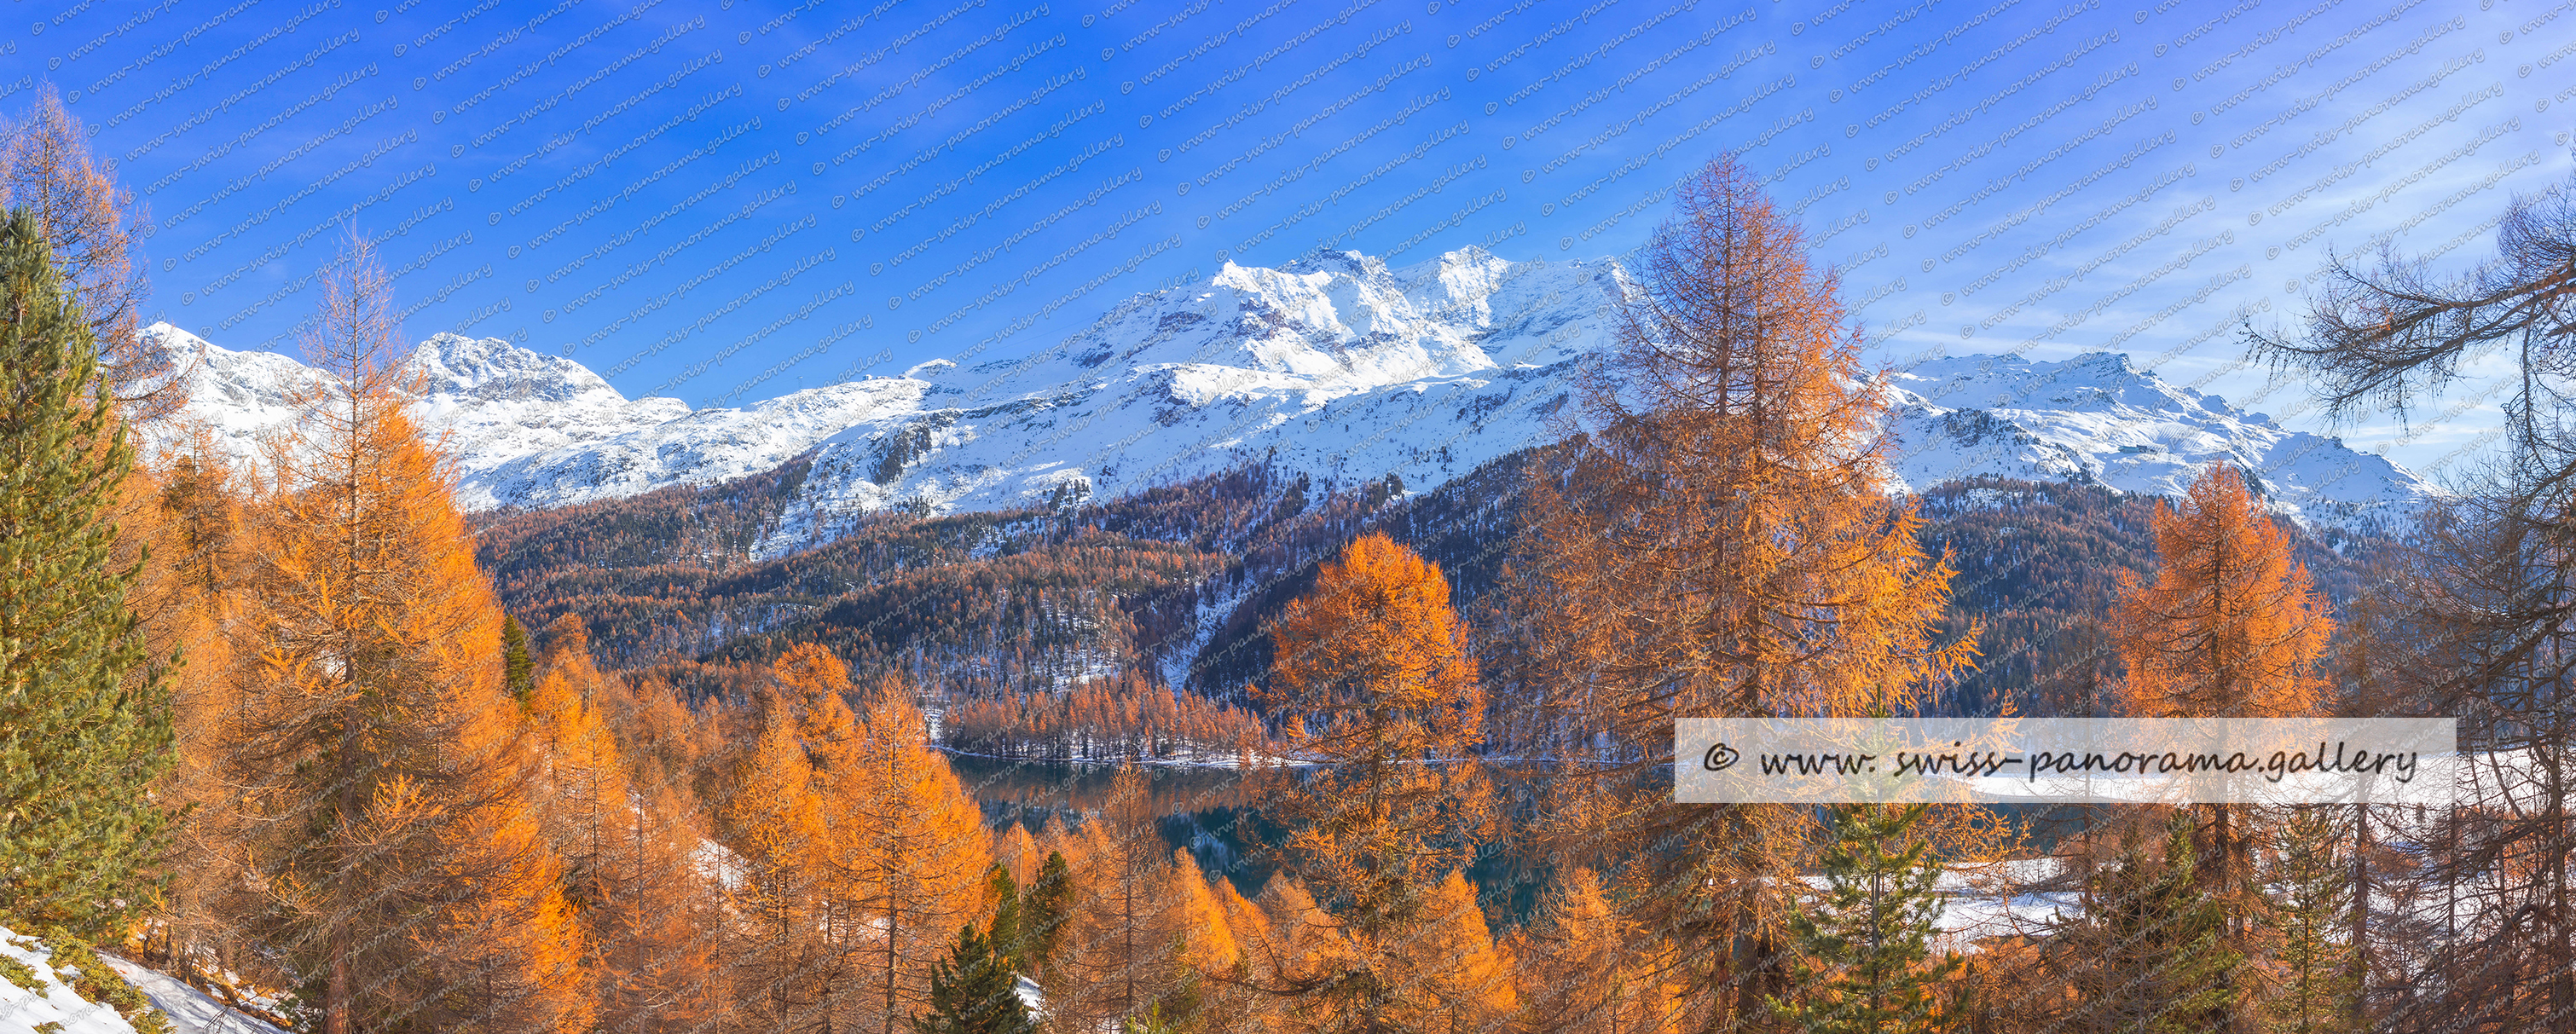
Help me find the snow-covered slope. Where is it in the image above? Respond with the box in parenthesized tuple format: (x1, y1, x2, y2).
(140, 245, 2437, 548)
(96, 954, 289, 1034)
(0, 922, 292, 1034)
(138, 324, 687, 498)
(402, 331, 693, 473)
(1880, 350, 2434, 526)
(136, 322, 333, 465)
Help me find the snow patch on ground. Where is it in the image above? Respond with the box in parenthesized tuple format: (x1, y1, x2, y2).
(95, 956, 287, 1034)
(0, 925, 292, 1034)
(0, 928, 163, 1034)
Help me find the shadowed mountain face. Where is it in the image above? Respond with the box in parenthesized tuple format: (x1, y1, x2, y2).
(143, 246, 2435, 556)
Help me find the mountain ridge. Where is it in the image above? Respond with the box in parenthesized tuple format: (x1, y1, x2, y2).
(139, 246, 2437, 546)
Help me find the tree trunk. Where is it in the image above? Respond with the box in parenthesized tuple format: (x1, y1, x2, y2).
(326, 940, 350, 1034)
(2351, 802, 2370, 1015)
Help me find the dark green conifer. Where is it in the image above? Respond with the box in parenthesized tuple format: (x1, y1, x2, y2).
(501, 614, 535, 702)
(1018, 850, 1073, 975)
(2264, 806, 2358, 1033)
(1767, 803, 1965, 1033)
(985, 863, 1023, 970)
(2056, 816, 2244, 1033)
(913, 921, 1036, 1034)
(0, 207, 172, 937)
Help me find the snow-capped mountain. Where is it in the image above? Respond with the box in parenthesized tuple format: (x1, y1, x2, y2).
(140, 321, 332, 461)
(139, 322, 690, 482)
(140, 246, 2436, 551)
(402, 330, 693, 459)
(1880, 350, 2434, 526)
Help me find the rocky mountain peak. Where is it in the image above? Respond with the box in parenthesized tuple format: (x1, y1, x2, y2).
(141, 248, 2438, 544)
(1272, 247, 1389, 280)
(402, 332, 621, 405)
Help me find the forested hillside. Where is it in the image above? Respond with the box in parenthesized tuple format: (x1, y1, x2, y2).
(1915, 477, 2388, 719)
(478, 449, 2389, 751)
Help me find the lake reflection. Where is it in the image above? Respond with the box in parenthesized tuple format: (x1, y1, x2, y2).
(945, 755, 1553, 917)
(946, 755, 1277, 894)
(945, 756, 2085, 927)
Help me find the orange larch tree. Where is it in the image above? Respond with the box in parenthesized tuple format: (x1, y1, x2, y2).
(2116, 462, 2334, 721)
(2114, 460, 2334, 982)
(1262, 531, 1501, 1031)
(128, 435, 262, 982)
(825, 664, 993, 1034)
(525, 616, 725, 1034)
(1514, 866, 1676, 1034)
(527, 628, 633, 886)
(223, 236, 587, 1034)
(1040, 761, 1252, 1028)
(1508, 154, 1979, 1027)
(1391, 870, 1516, 1034)
(422, 708, 596, 1034)
(1168, 848, 1247, 999)
(1242, 876, 1354, 1034)
(720, 692, 836, 1033)
(1055, 764, 1170, 1025)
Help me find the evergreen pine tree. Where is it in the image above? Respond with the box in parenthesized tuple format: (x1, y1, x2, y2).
(1020, 850, 1074, 976)
(913, 922, 1036, 1034)
(1766, 804, 1963, 1034)
(2054, 817, 2243, 1033)
(502, 614, 535, 702)
(0, 207, 171, 937)
(2264, 806, 2357, 1034)
(986, 863, 1022, 975)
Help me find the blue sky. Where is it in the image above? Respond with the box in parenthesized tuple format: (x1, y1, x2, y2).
(9, 0, 2569, 477)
